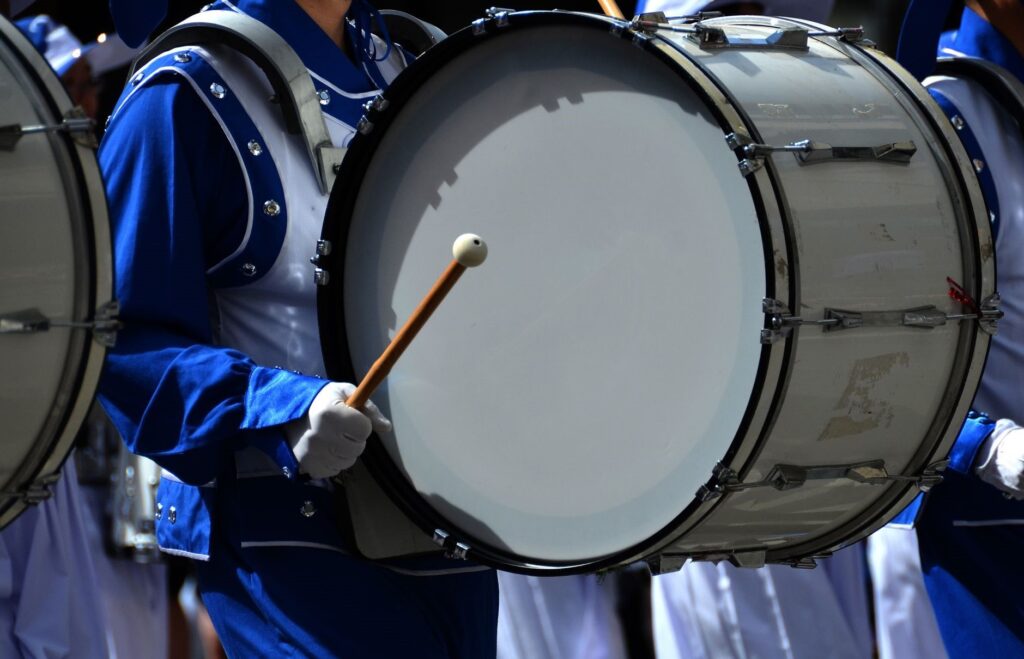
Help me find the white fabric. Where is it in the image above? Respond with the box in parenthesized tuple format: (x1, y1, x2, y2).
(0, 458, 111, 658)
(975, 418, 1024, 498)
(865, 528, 947, 659)
(652, 545, 871, 659)
(284, 382, 392, 478)
(496, 573, 627, 659)
(201, 37, 405, 379)
(635, 0, 834, 23)
(79, 486, 168, 659)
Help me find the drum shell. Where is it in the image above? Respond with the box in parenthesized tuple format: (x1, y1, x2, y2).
(0, 17, 113, 527)
(318, 12, 993, 572)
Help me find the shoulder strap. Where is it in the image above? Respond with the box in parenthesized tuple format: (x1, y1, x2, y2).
(130, 10, 343, 194)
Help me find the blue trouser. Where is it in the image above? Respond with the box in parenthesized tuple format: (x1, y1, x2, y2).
(198, 541, 497, 658)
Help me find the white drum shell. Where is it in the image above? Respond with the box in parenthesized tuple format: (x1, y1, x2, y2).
(0, 18, 112, 527)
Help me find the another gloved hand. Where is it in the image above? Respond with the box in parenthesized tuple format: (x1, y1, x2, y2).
(976, 418, 1024, 499)
(284, 382, 392, 479)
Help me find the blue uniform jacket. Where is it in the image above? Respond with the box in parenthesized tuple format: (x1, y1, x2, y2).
(98, 0, 414, 562)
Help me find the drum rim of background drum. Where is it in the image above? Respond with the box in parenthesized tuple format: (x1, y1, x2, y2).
(0, 17, 113, 528)
(318, 9, 793, 574)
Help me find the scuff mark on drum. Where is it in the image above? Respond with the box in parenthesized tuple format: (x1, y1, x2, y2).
(818, 352, 910, 441)
(774, 249, 788, 278)
(980, 239, 995, 262)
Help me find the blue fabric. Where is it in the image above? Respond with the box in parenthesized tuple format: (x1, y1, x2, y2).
(896, 0, 957, 79)
(947, 412, 997, 476)
(929, 87, 1002, 240)
(889, 493, 924, 527)
(917, 470, 1024, 655)
(199, 545, 497, 658)
(13, 16, 47, 53)
(939, 8, 1024, 83)
(109, 0, 168, 48)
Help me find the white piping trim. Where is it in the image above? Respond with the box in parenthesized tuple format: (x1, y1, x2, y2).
(241, 540, 348, 553)
(952, 519, 1024, 527)
(159, 469, 216, 487)
(940, 47, 968, 58)
(108, 52, 257, 276)
(160, 546, 211, 561)
(382, 565, 492, 577)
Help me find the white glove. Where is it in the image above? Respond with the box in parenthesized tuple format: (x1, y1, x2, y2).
(284, 382, 392, 479)
(975, 418, 1024, 499)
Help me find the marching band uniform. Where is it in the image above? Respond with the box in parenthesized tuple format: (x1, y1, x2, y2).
(868, 3, 1024, 657)
(99, 1, 496, 656)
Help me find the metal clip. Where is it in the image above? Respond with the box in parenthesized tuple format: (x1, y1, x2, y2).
(448, 542, 471, 561)
(700, 459, 948, 499)
(0, 107, 96, 150)
(0, 301, 120, 347)
(0, 473, 61, 505)
(693, 24, 808, 50)
(432, 529, 450, 548)
(979, 293, 1003, 335)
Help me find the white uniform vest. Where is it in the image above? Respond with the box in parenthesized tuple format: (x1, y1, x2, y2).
(196, 40, 405, 377)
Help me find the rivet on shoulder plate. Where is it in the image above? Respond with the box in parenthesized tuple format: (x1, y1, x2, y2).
(973, 158, 985, 173)
(318, 89, 331, 106)
(247, 140, 263, 156)
(173, 52, 192, 64)
(241, 263, 257, 277)
(131, 72, 144, 85)
(210, 82, 226, 99)
(155, 502, 163, 521)
(263, 199, 281, 217)
(300, 500, 316, 518)
(168, 506, 177, 524)
(951, 115, 965, 131)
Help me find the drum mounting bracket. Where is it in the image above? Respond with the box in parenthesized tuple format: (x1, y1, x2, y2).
(431, 528, 471, 561)
(761, 296, 1003, 344)
(727, 133, 916, 177)
(0, 472, 61, 506)
(0, 301, 121, 347)
(698, 459, 947, 502)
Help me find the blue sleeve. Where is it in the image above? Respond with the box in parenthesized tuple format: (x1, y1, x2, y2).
(98, 77, 322, 485)
(947, 410, 997, 476)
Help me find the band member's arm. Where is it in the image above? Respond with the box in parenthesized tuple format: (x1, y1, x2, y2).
(98, 77, 326, 485)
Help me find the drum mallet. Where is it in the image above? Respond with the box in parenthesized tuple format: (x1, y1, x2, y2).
(345, 234, 488, 411)
(597, 0, 626, 20)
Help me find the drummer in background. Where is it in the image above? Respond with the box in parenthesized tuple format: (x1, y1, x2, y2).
(632, 1, 874, 658)
(98, 0, 497, 656)
(867, 1, 1024, 656)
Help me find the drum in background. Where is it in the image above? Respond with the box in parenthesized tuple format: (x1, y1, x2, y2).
(317, 11, 994, 573)
(0, 17, 114, 527)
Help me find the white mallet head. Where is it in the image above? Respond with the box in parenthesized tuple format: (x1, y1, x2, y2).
(453, 233, 488, 268)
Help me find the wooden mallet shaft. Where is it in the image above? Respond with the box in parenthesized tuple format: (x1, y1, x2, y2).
(597, 0, 626, 19)
(346, 234, 488, 411)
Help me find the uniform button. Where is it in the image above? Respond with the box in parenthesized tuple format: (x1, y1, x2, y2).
(263, 199, 281, 217)
(300, 501, 316, 518)
(210, 82, 226, 99)
(241, 263, 257, 277)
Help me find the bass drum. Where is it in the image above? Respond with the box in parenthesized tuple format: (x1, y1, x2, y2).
(319, 11, 994, 573)
(0, 18, 113, 527)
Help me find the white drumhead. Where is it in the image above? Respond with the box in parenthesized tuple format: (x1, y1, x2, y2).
(344, 24, 766, 562)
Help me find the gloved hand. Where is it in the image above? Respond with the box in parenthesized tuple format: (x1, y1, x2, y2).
(284, 382, 392, 479)
(975, 418, 1024, 499)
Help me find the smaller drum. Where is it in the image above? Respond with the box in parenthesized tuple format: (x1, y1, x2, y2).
(0, 17, 114, 527)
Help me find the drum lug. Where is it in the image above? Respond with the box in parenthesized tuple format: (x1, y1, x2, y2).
(646, 553, 687, 575)
(0, 301, 121, 347)
(313, 268, 330, 286)
(483, 8, 513, 26)
(0, 473, 61, 505)
(431, 528, 471, 560)
(692, 23, 809, 51)
(0, 108, 96, 151)
(761, 297, 794, 344)
(779, 556, 818, 569)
